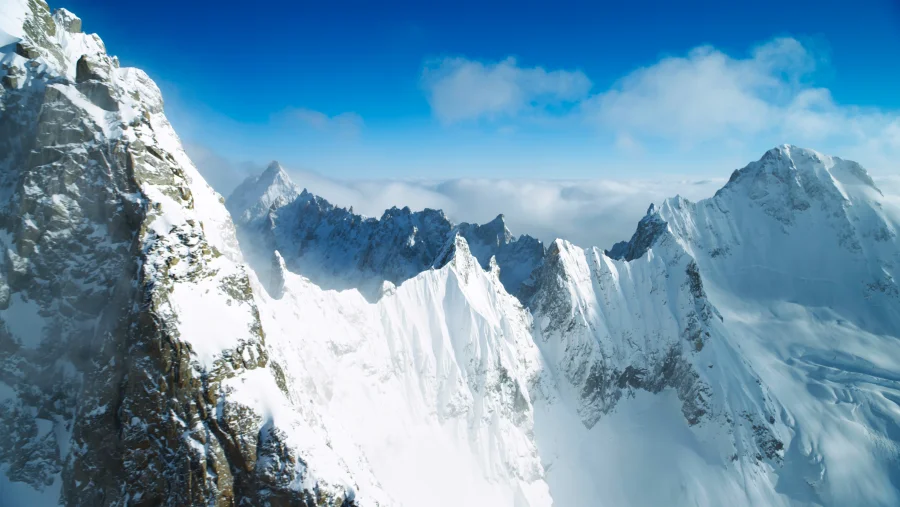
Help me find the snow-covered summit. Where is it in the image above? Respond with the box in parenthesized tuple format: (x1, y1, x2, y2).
(712, 144, 883, 218)
(456, 213, 544, 292)
(0, 1, 383, 504)
(4, 0, 900, 502)
(608, 144, 892, 263)
(726, 144, 880, 193)
(652, 147, 899, 333)
(0, 0, 109, 83)
(226, 160, 300, 225)
(605, 203, 668, 261)
(459, 213, 513, 244)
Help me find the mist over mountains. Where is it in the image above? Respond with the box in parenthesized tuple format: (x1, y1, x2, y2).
(1, 1, 900, 506)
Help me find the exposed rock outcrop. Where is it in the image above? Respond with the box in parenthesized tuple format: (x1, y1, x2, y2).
(0, 1, 376, 505)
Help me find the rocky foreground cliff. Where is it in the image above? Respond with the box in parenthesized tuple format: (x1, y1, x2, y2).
(2, 2, 900, 507)
(0, 1, 380, 505)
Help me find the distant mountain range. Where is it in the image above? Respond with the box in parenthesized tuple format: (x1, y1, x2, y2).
(2, 1, 899, 506)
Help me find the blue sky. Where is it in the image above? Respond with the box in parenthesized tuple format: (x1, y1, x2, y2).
(60, 0, 900, 192)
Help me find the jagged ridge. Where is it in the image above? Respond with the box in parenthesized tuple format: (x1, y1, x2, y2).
(227, 169, 545, 300)
(0, 2, 383, 505)
(3, 1, 900, 505)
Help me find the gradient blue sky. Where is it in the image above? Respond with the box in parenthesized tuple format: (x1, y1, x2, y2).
(59, 0, 900, 191)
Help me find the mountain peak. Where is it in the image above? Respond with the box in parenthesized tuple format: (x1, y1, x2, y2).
(457, 213, 512, 246)
(760, 144, 830, 171)
(605, 206, 668, 261)
(483, 213, 509, 235)
(226, 162, 300, 225)
(261, 160, 289, 179)
(727, 145, 880, 196)
(255, 161, 296, 192)
(52, 8, 82, 33)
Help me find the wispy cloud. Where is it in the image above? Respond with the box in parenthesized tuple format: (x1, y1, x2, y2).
(422, 38, 900, 171)
(184, 142, 259, 196)
(585, 38, 814, 143)
(421, 57, 591, 124)
(269, 166, 726, 249)
(279, 107, 364, 136)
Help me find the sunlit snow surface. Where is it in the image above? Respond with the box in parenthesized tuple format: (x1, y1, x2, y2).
(1, 0, 898, 502)
(254, 239, 552, 506)
(246, 146, 900, 506)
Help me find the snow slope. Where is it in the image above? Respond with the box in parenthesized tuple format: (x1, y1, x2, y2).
(653, 145, 900, 505)
(255, 236, 553, 507)
(520, 146, 900, 506)
(2, 0, 899, 504)
(0, 1, 386, 504)
(231, 145, 900, 506)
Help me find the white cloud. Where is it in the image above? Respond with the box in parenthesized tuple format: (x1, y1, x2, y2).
(280, 107, 364, 135)
(423, 39, 900, 172)
(598, 36, 900, 157)
(281, 168, 900, 251)
(422, 57, 592, 124)
(280, 166, 725, 249)
(585, 38, 814, 143)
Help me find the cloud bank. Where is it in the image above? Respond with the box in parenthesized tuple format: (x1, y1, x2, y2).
(192, 153, 900, 253)
(422, 37, 900, 167)
(263, 167, 726, 249)
(255, 168, 900, 252)
(586, 38, 815, 144)
(422, 57, 591, 124)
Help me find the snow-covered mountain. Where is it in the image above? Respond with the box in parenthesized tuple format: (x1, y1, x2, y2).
(227, 161, 300, 225)
(2, 2, 899, 506)
(226, 170, 544, 301)
(525, 145, 900, 505)
(226, 143, 900, 506)
(0, 2, 384, 505)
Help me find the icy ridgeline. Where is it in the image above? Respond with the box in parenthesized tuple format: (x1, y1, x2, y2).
(226, 162, 545, 301)
(528, 145, 900, 506)
(2, 1, 900, 506)
(258, 236, 555, 506)
(630, 145, 900, 505)
(0, 1, 387, 505)
(233, 145, 900, 506)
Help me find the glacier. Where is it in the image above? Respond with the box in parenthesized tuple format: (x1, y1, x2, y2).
(1, 1, 899, 506)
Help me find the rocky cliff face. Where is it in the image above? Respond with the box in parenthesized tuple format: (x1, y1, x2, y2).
(227, 144, 900, 506)
(0, 2, 380, 505)
(3, 3, 900, 507)
(226, 172, 544, 301)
